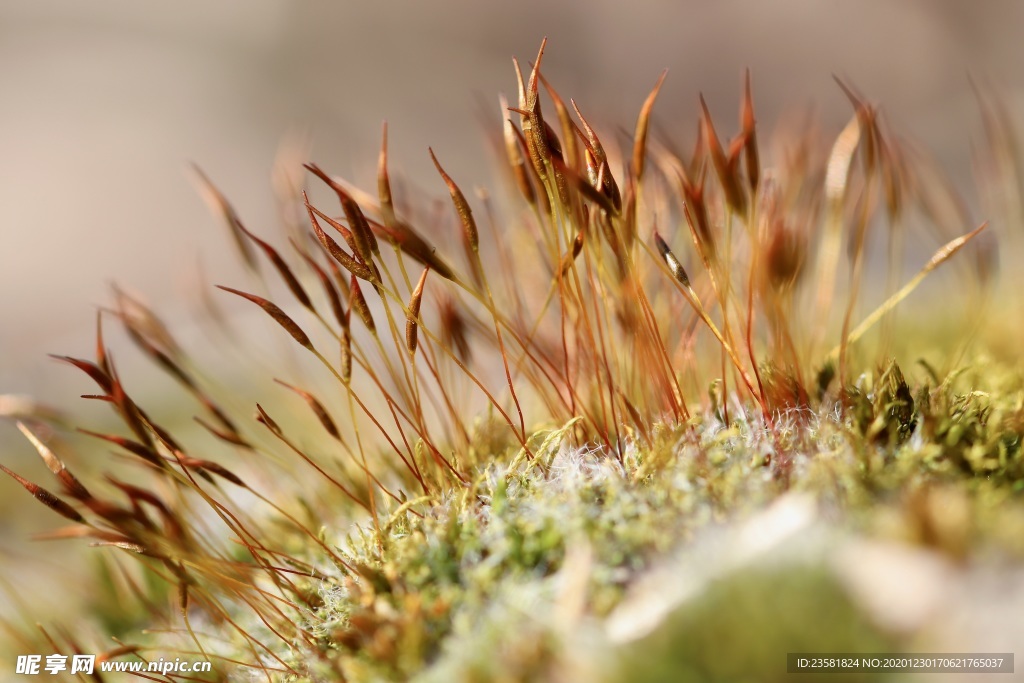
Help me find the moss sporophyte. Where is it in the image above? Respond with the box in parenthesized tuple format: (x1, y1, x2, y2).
(4, 40, 1024, 681)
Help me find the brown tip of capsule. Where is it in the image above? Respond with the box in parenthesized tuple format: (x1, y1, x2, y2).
(653, 230, 691, 287)
(526, 37, 548, 110)
(632, 69, 668, 183)
(378, 121, 398, 229)
(741, 69, 760, 193)
(699, 94, 747, 214)
(429, 148, 479, 254)
(216, 285, 314, 351)
(764, 221, 807, 291)
(438, 295, 471, 364)
(502, 95, 537, 206)
(558, 229, 585, 278)
(406, 267, 430, 354)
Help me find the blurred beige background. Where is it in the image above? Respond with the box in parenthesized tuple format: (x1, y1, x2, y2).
(2, 0, 1022, 408)
(0, 0, 1022, 668)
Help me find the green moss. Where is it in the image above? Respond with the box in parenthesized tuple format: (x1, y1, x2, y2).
(614, 566, 896, 683)
(243, 363, 1024, 680)
(6, 43, 1024, 681)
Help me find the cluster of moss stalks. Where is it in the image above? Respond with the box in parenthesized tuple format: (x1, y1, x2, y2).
(4, 41, 1024, 681)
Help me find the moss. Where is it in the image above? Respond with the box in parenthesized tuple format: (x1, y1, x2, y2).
(262, 369, 1024, 680)
(614, 565, 896, 683)
(4, 40, 1024, 681)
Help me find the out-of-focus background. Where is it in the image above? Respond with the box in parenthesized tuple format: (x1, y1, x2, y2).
(1, 0, 1023, 638)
